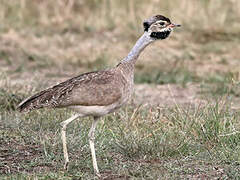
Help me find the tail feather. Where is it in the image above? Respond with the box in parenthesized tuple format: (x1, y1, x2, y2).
(17, 77, 77, 113)
(17, 89, 52, 112)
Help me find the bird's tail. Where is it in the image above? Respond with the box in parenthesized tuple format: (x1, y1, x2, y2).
(17, 90, 51, 112)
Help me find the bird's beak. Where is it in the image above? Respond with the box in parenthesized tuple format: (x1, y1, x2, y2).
(168, 23, 181, 28)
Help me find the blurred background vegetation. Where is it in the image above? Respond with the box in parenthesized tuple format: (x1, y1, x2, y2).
(0, 0, 240, 77)
(1, 1, 240, 179)
(1, 0, 240, 107)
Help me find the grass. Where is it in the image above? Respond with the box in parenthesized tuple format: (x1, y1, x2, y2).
(1, 0, 240, 179)
(1, 99, 240, 179)
(135, 67, 198, 86)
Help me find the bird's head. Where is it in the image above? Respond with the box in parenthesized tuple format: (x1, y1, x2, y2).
(143, 15, 181, 40)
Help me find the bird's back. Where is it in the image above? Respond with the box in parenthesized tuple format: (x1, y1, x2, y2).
(18, 63, 134, 114)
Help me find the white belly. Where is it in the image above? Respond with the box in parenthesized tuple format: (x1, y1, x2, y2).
(68, 102, 123, 117)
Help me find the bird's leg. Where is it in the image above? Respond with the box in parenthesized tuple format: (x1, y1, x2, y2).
(88, 117, 100, 177)
(60, 114, 80, 170)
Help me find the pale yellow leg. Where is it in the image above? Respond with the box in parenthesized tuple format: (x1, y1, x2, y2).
(60, 114, 80, 170)
(88, 117, 100, 177)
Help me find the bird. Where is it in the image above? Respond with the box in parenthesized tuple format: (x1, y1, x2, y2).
(17, 15, 180, 177)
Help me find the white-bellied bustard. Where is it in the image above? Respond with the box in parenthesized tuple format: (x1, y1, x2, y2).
(17, 15, 180, 177)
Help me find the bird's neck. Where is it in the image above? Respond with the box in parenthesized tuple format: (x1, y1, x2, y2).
(120, 32, 154, 65)
(116, 32, 154, 81)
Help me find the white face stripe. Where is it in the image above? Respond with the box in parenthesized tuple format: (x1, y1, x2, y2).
(148, 20, 172, 33)
(155, 20, 168, 24)
(159, 27, 173, 32)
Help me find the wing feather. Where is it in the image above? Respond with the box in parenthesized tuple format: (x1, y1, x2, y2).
(17, 70, 122, 112)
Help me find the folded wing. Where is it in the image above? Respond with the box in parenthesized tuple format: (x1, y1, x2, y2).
(17, 70, 122, 112)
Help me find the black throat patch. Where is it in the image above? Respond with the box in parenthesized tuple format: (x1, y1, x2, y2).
(150, 30, 171, 40)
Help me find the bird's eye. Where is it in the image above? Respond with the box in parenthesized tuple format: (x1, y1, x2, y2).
(159, 22, 165, 26)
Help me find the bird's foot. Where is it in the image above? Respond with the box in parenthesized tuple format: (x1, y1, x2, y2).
(95, 172, 101, 178)
(64, 161, 69, 170)
(94, 168, 101, 178)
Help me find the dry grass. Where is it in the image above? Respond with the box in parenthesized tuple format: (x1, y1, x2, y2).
(1, 0, 240, 179)
(1, 0, 240, 75)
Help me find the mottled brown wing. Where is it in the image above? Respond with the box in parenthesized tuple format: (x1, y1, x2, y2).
(58, 70, 123, 107)
(17, 70, 123, 112)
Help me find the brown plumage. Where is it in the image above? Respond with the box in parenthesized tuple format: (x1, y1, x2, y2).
(18, 70, 122, 111)
(18, 62, 134, 115)
(17, 15, 180, 177)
